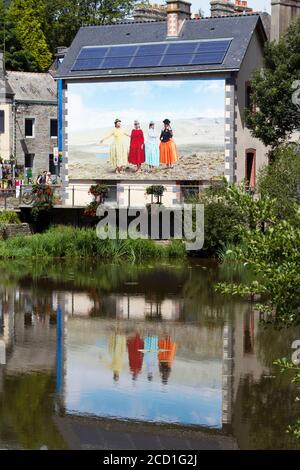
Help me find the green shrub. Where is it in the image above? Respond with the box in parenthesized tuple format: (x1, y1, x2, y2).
(0, 211, 21, 225)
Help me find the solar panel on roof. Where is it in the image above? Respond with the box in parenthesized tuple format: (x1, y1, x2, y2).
(107, 46, 137, 57)
(160, 54, 192, 67)
(136, 44, 167, 56)
(131, 55, 162, 68)
(101, 57, 132, 69)
(191, 52, 225, 65)
(72, 58, 102, 70)
(71, 39, 232, 72)
(78, 47, 109, 59)
(167, 42, 198, 55)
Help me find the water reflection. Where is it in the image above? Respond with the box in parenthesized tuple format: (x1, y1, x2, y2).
(0, 260, 299, 449)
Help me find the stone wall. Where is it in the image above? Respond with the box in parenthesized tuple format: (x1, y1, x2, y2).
(0, 223, 31, 240)
(15, 102, 58, 176)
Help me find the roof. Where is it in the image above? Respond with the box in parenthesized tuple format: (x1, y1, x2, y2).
(6, 71, 57, 103)
(57, 14, 267, 80)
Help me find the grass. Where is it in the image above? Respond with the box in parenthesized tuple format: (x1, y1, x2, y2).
(0, 211, 21, 224)
(0, 225, 186, 261)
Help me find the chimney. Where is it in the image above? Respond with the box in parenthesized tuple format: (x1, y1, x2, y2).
(210, 0, 235, 17)
(271, 0, 300, 42)
(166, 0, 192, 37)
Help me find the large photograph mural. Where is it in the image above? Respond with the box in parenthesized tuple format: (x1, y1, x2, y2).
(68, 79, 225, 180)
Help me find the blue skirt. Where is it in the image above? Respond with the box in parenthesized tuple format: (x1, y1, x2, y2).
(145, 142, 160, 166)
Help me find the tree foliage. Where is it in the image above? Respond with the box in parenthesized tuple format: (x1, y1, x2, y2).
(246, 17, 300, 150)
(2, 0, 138, 71)
(257, 144, 300, 220)
(9, 0, 52, 71)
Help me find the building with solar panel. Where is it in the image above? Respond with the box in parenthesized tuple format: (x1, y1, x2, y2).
(55, 0, 270, 207)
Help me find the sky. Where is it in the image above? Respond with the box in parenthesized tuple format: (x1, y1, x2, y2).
(191, 0, 271, 15)
(68, 79, 225, 131)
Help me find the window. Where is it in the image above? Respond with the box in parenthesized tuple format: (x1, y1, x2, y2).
(0, 110, 5, 134)
(49, 154, 60, 176)
(50, 119, 58, 138)
(25, 153, 34, 168)
(25, 118, 35, 138)
(245, 149, 256, 192)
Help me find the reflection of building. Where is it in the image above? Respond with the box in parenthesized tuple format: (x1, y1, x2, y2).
(116, 295, 181, 321)
(56, 0, 271, 206)
(0, 53, 58, 177)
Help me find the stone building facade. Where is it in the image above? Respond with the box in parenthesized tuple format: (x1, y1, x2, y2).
(0, 56, 58, 179)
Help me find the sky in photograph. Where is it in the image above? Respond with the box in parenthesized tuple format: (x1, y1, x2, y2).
(68, 79, 225, 131)
(191, 0, 271, 15)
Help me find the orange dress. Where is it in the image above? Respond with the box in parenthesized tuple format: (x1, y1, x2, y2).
(159, 128, 178, 165)
(158, 337, 177, 366)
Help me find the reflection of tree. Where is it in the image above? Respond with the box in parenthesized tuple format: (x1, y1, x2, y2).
(234, 374, 300, 450)
(182, 262, 243, 324)
(0, 372, 66, 449)
(256, 324, 300, 369)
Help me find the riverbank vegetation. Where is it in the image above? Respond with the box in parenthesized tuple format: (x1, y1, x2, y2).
(207, 144, 300, 326)
(0, 225, 186, 261)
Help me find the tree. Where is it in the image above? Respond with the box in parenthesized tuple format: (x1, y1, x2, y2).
(258, 144, 300, 220)
(43, 0, 138, 54)
(9, 0, 52, 71)
(246, 17, 300, 151)
(0, 0, 38, 71)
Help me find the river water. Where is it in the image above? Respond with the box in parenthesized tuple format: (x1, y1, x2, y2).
(0, 259, 299, 450)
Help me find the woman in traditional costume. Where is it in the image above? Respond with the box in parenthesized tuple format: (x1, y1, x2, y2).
(159, 119, 178, 168)
(128, 120, 145, 172)
(145, 121, 160, 169)
(100, 119, 130, 173)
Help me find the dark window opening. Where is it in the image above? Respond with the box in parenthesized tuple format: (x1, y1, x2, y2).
(25, 118, 35, 137)
(25, 153, 34, 168)
(49, 154, 60, 176)
(50, 119, 58, 138)
(245, 150, 256, 192)
(0, 110, 5, 134)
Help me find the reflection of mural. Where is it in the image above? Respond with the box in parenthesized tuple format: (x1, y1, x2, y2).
(68, 80, 225, 180)
(108, 333, 126, 382)
(158, 336, 177, 385)
(127, 334, 144, 380)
